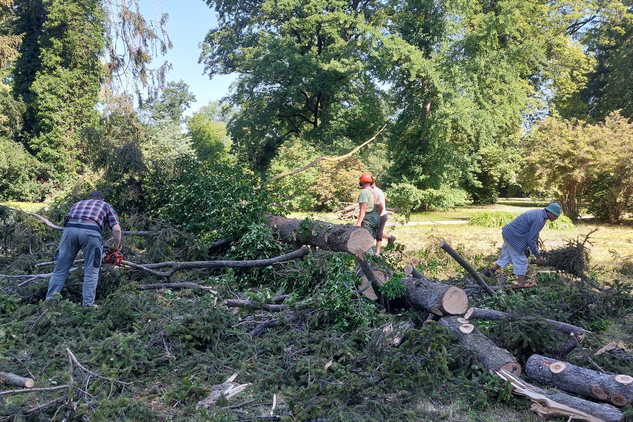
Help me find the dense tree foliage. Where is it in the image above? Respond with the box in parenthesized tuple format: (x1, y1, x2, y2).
(521, 112, 633, 222)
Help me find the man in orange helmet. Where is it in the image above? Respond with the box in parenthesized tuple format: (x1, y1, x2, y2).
(354, 172, 381, 239)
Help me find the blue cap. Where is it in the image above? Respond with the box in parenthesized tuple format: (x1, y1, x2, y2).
(545, 202, 562, 217)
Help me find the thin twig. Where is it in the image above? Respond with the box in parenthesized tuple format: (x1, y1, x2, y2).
(571, 333, 610, 374)
(0, 385, 71, 396)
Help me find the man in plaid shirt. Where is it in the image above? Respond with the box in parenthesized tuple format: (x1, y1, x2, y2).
(481, 203, 562, 286)
(46, 191, 122, 308)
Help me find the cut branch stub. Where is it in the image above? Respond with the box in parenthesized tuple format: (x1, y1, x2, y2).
(549, 361, 567, 374)
(615, 375, 633, 385)
(0, 372, 34, 388)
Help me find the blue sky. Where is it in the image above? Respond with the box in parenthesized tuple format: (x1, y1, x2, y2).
(140, 0, 236, 116)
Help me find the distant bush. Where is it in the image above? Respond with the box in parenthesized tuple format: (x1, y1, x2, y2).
(470, 210, 574, 230)
(387, 183, 468, 216)
(469, 211, 518, 228)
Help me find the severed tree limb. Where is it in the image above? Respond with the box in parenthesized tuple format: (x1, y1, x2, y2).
(0, 385, 70, 396)
(27, 212, 148, 236)
(571, 333, 609, 374)
(136, 282, 218, 292)
(66, 348, 132, 386)
(439, 241, 495, 296)
(122, 246, 310, 278)
(226, 300, 290, 312)
(464, 307, 587, 337)
(250, 312, 302, 338)
(266, 124, 387, 184)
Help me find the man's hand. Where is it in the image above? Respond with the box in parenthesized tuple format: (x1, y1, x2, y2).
(535, 256, 546, 266)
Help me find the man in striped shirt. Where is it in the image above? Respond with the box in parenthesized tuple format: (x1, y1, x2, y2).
(46, 191, 121, 308)
(481, 203, 562, 285)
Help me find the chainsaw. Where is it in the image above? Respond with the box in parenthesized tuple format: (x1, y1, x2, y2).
(103, 246, 123, 266)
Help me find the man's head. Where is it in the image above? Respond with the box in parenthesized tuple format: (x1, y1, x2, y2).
(545, 202, 562, 221)
(87, 191, 106, 201)
(359, 172, 373, 188)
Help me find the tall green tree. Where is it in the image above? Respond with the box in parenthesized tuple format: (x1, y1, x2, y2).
(564, 0, 633, 121)
(201, 0, 389, 173)
(385, 0, 609, 206)
(25, 0, 105, 178)
(187, 101, 233, 163)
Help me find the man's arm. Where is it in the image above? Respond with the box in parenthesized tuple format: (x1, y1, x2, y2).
(112, 224, 122, 250)
(355, 203, 368, 227)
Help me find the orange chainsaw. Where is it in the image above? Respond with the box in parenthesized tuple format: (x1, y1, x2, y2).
(103, 246, 123, 266)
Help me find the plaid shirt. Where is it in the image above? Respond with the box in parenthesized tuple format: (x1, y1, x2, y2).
(68, 199, 119, 229)
(501, 209, 547, 258)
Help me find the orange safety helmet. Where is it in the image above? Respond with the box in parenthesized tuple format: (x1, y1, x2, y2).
(359, 172, 373, 184)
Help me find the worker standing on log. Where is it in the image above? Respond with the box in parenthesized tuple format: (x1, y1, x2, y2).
(46, 191, 122, 308)
(354, 173, 381, 240)
(481, 203, 562, 286)
(371, 178, 395, 256)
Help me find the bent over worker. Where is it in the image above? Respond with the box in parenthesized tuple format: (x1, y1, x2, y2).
(481, 202, 561, 286)
(46, 191, 121, 307)
(354, 172, 381, 238)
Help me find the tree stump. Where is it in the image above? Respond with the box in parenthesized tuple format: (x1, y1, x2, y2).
(440, 316, 521, 376)
(526, 354, 633, 407)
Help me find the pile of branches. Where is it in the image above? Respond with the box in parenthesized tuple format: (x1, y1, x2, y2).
(542, 229, 597, 282)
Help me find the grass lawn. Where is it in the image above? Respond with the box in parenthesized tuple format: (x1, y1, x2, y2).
(291, 200, 633, 284)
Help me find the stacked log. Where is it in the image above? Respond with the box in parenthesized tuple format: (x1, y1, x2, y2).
(440, 316, 521, 376)
(526, 354, 633, 407)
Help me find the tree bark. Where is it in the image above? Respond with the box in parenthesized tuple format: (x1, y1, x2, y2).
(497, 369, 624, 422)
(526, 354, 633, 407)
(464, 307, 587, 336)
(402, 278, 468, 316)
(0, 372, 34, 388)
(267, 216, 375, 255)
(404, 264, 426, 279)
(439, 241, 495, 296)
(440, 316, 521, 377)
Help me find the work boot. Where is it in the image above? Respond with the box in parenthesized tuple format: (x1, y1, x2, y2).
(387, 235, 396, 245)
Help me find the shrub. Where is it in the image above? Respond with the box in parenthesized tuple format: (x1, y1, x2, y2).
(469, 211, 518, 228)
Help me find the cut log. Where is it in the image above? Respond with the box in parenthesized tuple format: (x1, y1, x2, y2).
(440, 316, 521, 377)
(497, 370, 624, 422)
(464, 307, 587, 336)
(526, 354, 633, 407)
(439, 241, 495, 296)
(402, 277, 468, 316)
(0, 372, 34, 388)
(267, 216, 375, 255)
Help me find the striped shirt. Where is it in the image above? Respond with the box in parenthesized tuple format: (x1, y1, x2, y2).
(501, 209, 548, 258)
(68, 199, 120, 229)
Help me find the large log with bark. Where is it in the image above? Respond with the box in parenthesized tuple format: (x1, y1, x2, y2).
(497, 370, 625, 422)
(0, 372, 34, 388)
(267, 216, 375, 255)
(526, 354, 633, 407)
(402, 277, 468, 316)
(440, 316, 522, 376)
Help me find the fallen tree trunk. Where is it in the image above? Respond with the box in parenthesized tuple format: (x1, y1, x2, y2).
(497, 369, 625, 422)
(464, 307, 587, 336)
(402, 278, 468, 316)
(440, 316, 521, 376)
(439, 241, 495, 296)
(525, 354, 633, 407)
(267, 216, 375, 255)
(0, 372, 34, 388)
